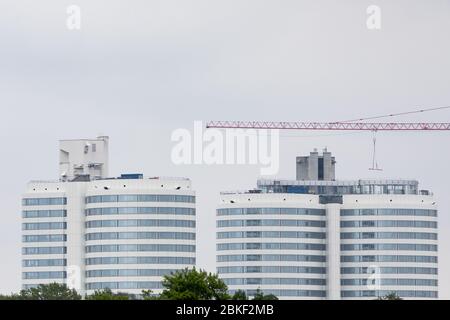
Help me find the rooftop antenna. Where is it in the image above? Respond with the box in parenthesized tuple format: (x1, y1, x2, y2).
(369, 130, 382, 171)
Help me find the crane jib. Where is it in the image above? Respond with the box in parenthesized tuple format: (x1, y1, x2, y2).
(205, 121, 450, 131)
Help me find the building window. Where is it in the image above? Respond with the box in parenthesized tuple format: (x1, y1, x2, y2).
(22, 198, 67, 206)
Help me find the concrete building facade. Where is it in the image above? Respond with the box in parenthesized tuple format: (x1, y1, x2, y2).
(217, 150, 438, 300)
(22, 137, 196, 296)
(296, 148, 336, 181)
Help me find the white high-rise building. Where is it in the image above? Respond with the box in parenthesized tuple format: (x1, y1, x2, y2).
(217, 150, 438, 300)
(22, 137, 196, 296)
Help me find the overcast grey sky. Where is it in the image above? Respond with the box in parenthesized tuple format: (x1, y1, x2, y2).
(0, 0, 449, 298)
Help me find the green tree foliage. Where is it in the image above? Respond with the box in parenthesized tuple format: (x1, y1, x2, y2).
(85, 288, 131, 300)
(12, 283, 81, 300)
(160, 268, 230, 300)
(0, 293, 21, 300)
(141, 289, 159, 300)
(378, 292, 402, 300)
(0, 275, 279, 301)
(252, 288, 279, 301)
(231, 290, 248, 300)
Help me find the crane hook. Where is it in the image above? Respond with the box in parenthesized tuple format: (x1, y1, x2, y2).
(369, 130, 383, 171)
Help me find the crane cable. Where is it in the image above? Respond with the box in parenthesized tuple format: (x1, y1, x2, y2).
(337, 106, 450, 171)
(279, 106, 450, 138)
(335, 106, 450, 123)
(209, 106, 450, 138)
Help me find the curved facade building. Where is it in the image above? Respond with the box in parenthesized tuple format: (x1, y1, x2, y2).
(217, 193, 328, 299)
(217, 150, 438, 300)
(22, 195, 69, 290)
(83, 178, 196, 295)
(339, 195, 438, 299)
(22, 137, 196, 296)
(22, 176, 195, 296)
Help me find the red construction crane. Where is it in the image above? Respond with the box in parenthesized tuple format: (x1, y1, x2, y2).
(205, 121, 450, 131)
(205, 107, 450, 171)
(206, 106, 450, 130)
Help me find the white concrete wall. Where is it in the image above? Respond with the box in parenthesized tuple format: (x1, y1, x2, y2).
(59, 136, 109, 180)
(22, 177, 195, 296)
(217, 192, 439, 300)
(326, 204, 341, 300)
(217, 193, 327, 300)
